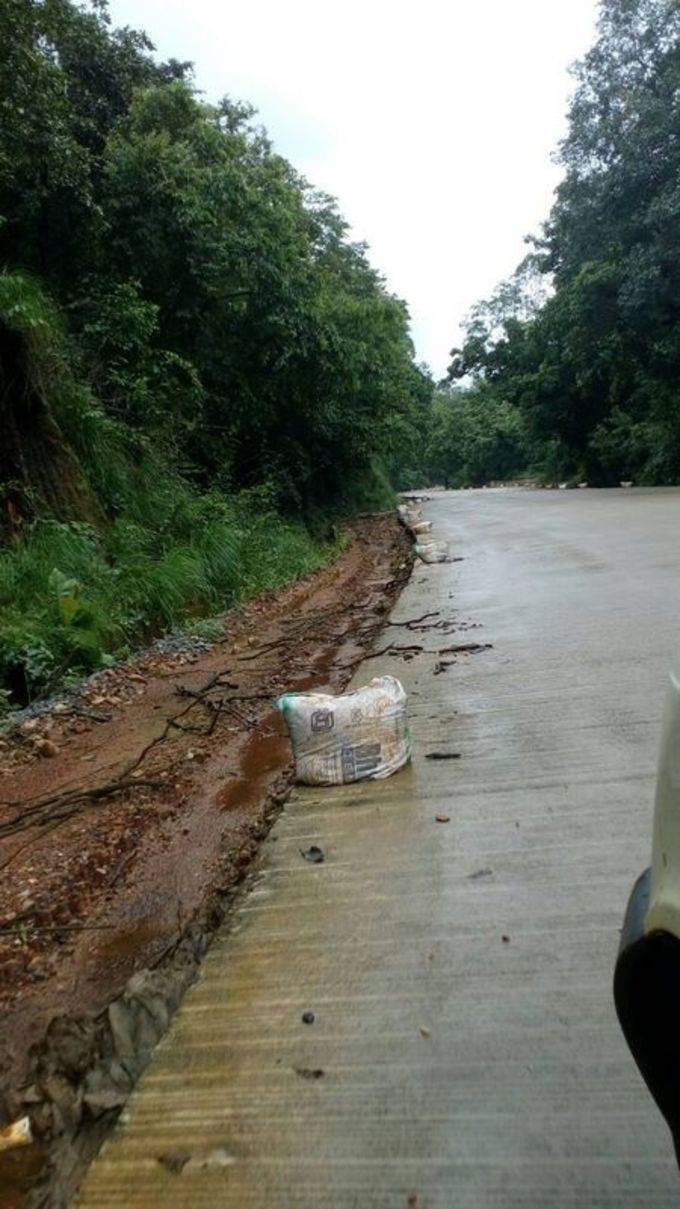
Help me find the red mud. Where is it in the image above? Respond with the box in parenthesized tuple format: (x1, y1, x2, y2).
(0, 516, 409, 1154)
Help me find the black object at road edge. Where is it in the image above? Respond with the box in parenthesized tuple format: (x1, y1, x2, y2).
(614, 867, 680, 1169)
(300, 846, 325, 864)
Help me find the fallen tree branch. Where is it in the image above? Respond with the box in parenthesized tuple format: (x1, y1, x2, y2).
(438, 642, 493, 655)
(0, 778, 165, 839)
(237, 600, 362, 663)
(389, 611, 440, 628)
(0, 920, 117, 935)
(340, 643, 424, 671)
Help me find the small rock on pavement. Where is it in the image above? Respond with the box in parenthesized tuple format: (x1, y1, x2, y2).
(468, 867, 493, 881)
(301, 1011, 315, 1025)
(435, 812, 450, 824)
(157, 1150, 191, 1175)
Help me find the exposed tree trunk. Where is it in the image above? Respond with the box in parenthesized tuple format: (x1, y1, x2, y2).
(0, 323, 102, 542)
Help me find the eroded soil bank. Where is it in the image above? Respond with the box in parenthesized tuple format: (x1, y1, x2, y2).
(0, 515, 410, 1207)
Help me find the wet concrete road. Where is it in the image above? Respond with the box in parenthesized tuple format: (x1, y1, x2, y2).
(77, 488, 680, 1206)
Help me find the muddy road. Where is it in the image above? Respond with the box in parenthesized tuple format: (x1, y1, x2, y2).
(78, 486, 680, 1209)
(0, 515, 410, 1204)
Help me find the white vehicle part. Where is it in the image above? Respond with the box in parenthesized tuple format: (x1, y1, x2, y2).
(647, 650, 680, 938)
(277, 675, 411, 786)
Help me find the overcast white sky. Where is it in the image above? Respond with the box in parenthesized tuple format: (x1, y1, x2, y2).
(108, 0, 599, 376)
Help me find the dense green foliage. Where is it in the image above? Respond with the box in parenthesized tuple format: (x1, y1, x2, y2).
(0, 0, 429, 703)
(425, 383, 531, 489)
(447, 0, 680, 486)
(0, 490, 338, 707)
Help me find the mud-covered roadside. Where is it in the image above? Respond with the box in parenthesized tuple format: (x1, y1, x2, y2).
(0, 515, 411, 1207)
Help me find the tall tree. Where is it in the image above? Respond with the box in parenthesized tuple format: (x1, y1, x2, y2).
(450, 0, 680, 485)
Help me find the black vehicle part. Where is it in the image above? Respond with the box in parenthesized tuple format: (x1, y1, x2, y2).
(614, 867, 680, 1168)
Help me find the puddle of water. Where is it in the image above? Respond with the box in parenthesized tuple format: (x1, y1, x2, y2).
(218, 716, 290, 813)
(217, 634, 359, 816)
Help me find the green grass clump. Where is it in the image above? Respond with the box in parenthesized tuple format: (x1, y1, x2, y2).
(0, 332, 344, 708)
(0, 486, 338, 706)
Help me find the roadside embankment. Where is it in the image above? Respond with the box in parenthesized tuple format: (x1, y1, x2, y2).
(0, 514, 410, 1207)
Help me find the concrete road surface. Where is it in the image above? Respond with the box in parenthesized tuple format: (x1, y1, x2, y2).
(77, 488, 680, 1207)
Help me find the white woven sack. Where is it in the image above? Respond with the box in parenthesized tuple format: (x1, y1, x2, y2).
(277, 675, 411, 786)
(415, 540, 449, 564)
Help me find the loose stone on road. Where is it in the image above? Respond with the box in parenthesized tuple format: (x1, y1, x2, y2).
(77, 488, 680, 1207)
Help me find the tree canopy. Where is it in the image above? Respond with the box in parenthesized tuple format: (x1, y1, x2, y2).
(448, 0, 680, 486)
(0, 0, 430, 525)
(0, 0, 431, 701)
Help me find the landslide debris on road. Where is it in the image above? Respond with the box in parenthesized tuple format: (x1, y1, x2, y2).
(0, 514, 410, 1208)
